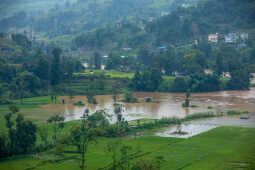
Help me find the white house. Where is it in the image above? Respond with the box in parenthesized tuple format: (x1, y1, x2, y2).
(240, 33, 249, 41)
(204, 69, 213, 75)
(122, 48, 132, 51)
(82, 62, 89, 68)
(225, 33, 238, 43)
(208, 33, 219, 43)
(222, 72, 231, 78)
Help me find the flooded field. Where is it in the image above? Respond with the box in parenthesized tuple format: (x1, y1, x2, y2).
(38, 88, 255, 122)
(156, 124, 219, 138)
(155, 115, 255, 138)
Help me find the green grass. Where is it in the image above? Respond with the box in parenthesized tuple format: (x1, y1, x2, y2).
(162, 75, 175, 81)
(74, 70, 175, 80)
(68, 78, 128, 95)
(128, 118, 156, 126)
(0, 96, 54, 132)
(0, 127, 255, 170)
(190, 104, 198, 108)
(73, 101, 85, 106)
(74, 70, 134, 79)
(208, 106, 213, 109)
(227, 110, 249, 115)
(104, 70, 134, 79)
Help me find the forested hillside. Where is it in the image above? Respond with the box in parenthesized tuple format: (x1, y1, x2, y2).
(74, 0, 255, 51)
(0, 0, 212, 54)
(0, 0, 194, 40)
(147, 0, 255, 45)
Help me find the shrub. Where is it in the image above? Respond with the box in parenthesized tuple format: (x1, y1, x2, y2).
(73, 101, 85, 106)
(87, 95, 98, 104)
(227, 110, 249, 115)
(145, 97, 152, 103)
(182, 98, 190, 107)
(122, 91, 139, 103)
(208, 106, 213, 109)
(183, 112, 216, 121)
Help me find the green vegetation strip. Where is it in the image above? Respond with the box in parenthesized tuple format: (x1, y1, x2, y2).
(227, 110, 249, 115)
(0, 127, 255, 170)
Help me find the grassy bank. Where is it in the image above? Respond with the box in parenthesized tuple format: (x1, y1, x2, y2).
(0, 127, 255, 170)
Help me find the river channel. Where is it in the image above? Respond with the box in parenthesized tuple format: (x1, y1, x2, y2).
(40, 88, 255, 122)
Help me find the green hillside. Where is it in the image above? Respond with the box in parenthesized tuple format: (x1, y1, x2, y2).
(0, 0, 204, 51)
(73, 0, 255, 52)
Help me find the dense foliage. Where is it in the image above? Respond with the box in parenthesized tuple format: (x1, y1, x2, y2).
(73, 0, 255, 51)
(0, 35, 84, 102)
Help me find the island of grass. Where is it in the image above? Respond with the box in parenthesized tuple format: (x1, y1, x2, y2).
(227, 110, 249, 115)
(121, 91, 139, 103)
(73, 101, 85, 106)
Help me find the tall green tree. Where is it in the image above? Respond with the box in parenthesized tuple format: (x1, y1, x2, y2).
(4, 106, 37, 155)
(35, 56, 50, 82)
(94, 52, 102, 69)
(227, 63, 250, 90)
(66, 57, 75, 81)
(51, 48, 62, 86)
(182, 50, 206, 75)
(132, 71, 143, 91)
(171, 77, 188, 92)
(11, 34, 31, 49)
(71, 111, 102, 170)
(47, 114, 65, 145)
(18, 71, 41, 94)
(137, 48, 151, 65)
(15, 114, 37, 153)
(131, 69, 162, 91)
(215, 54, 224, 76)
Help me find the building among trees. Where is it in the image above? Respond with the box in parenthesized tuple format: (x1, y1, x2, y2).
(225, 33, 238, 43)
(208, 33, 219, 43)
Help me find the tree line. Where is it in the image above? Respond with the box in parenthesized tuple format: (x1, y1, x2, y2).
(0, 46, 84, 104)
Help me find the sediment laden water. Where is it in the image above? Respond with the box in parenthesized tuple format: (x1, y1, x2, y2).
(39, 88, 255, 123)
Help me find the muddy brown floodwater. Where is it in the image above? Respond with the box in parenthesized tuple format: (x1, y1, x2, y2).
(39, 88, 255, 123)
